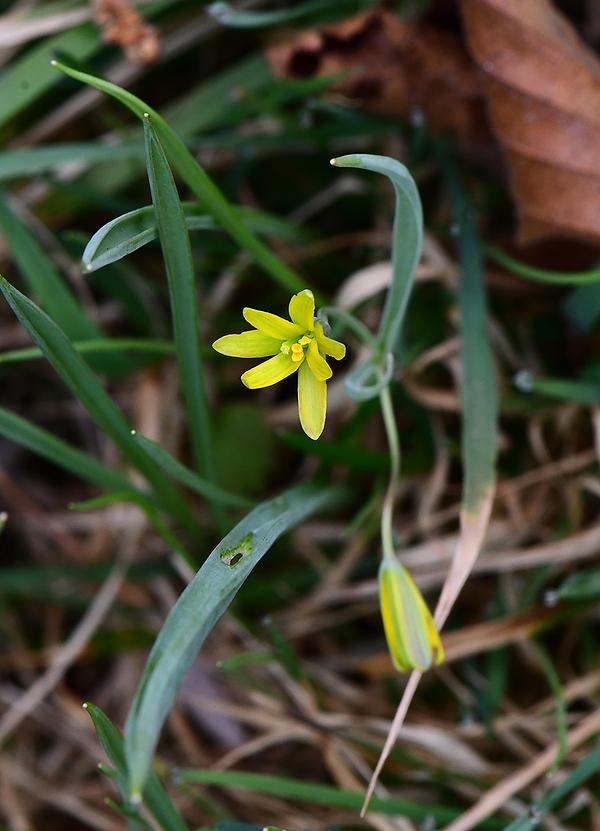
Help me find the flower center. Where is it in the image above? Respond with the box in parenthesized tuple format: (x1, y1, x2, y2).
(282, 334, 312, 362)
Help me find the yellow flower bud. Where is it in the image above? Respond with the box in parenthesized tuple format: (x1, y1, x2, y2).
(378, 557, 444, 672)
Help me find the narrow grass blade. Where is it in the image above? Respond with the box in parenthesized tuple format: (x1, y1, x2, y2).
(83, 203, 307, 272)
(132, 432, 252, 509)
(487, 245, 600, 285)
(208, 0, 364, 27)
(124, 483, 342, 799)
(143, 117, 214, 486)
(0, 278, 197, 537)
(0, 338, 175, 365)
(435, 151, 498, 625)
(176, 769, 502, 827)
(52, 59, 306, 295)
(0, 193, 100, 342)
(0, 142, 143, 182)
(501, 741, 600, 831)
(362, 153, 498, 814)
(557, 567, 600, 599)
(532, 642, 567, 772)
(515, 372, 600, 405)
(84, 703, 190, 831)
(331, 155, 422, 354)
(0, 405, 136, 495)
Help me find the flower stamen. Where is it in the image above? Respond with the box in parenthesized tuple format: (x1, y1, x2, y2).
(291, 342, 304, 362)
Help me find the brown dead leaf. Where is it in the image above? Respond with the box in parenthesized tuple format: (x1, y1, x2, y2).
(92, 0, 159, 64)
(461, 0, 600, 245)
(265, 9, 488, 149)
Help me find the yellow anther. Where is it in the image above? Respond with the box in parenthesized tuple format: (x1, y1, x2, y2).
(298, 335, 312, 346)
(291, 343, 304, 362)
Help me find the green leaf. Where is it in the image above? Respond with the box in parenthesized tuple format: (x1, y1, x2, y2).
(450, 174, 498, 514)
(0, 405, 136, 495)
(515, 372, 600, 405)
(208, 0, 366, 27)
(51, 59, 307, 296)
(124, 483, 342, 798)
(0, 278, 197, 537)
(83, 203, 307, 272)
(557, 568, 600, 600)
(0, 338, 175, 366)
(0, 192, 120, 372)
(330, 154, 423, 400)
(486, 245, 600, 285)
(143, 117, 215, 488)
(132, 431, 252, 508)
(176, 768, 500, 826)
(0, 142, 144, 183)
(502, 740, 600, 831)
(84, 703, 190, 831)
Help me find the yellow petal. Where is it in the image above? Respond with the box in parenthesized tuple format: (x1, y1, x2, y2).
(241, 353, 299, 389)
(297, 360, 326, 440)
(288, 289, 315, 330)
(378, 558, 443, 672)
(314, 321, 346, 361)
(243, 307, 303, 340)
(212, 330, 282, 358)
(306, 337, 332, 381)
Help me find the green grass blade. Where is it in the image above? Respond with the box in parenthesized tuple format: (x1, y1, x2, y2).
(487, 245, 600, 285)
(331, 154, 422, 355)
(331, 154, 423, 399)
(51, 59, 306, 295)
(84, 703, 190, 831)
(208, 0, 364, 27)
(176, 769, 501, 826)
(0, 278, 197, 537)
(0, 338, 175, 366)
(532, 642, 567, 772)
(0, 192, 128, 376)
(143, 117, 215, 486)
(132, 432, 253, 509)
(515, 371, 600, 405)
(124, 482, 342, 799)
(451, 187, 497, 516)
(433, 148, 498, 622)
(557, 568, 600, 600)
(0, 193, 100, 342)
(502, 741, 600, 831)
(83, 203, 307, 272)
(0, 142, 144, 182)
(0, 405, 136, 495)
(83, 204, 220, 272)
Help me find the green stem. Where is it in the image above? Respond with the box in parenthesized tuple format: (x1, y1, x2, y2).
(379, 383, 400, 562)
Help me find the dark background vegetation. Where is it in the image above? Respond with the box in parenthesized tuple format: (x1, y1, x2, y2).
(1, 1, 599, 829)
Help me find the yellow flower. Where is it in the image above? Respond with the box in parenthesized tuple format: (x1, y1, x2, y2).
(212, 289, 345, 440)
(379, 557, 444, 672)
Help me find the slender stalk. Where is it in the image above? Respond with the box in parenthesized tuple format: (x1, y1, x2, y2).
(379, 383, 400, 562)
